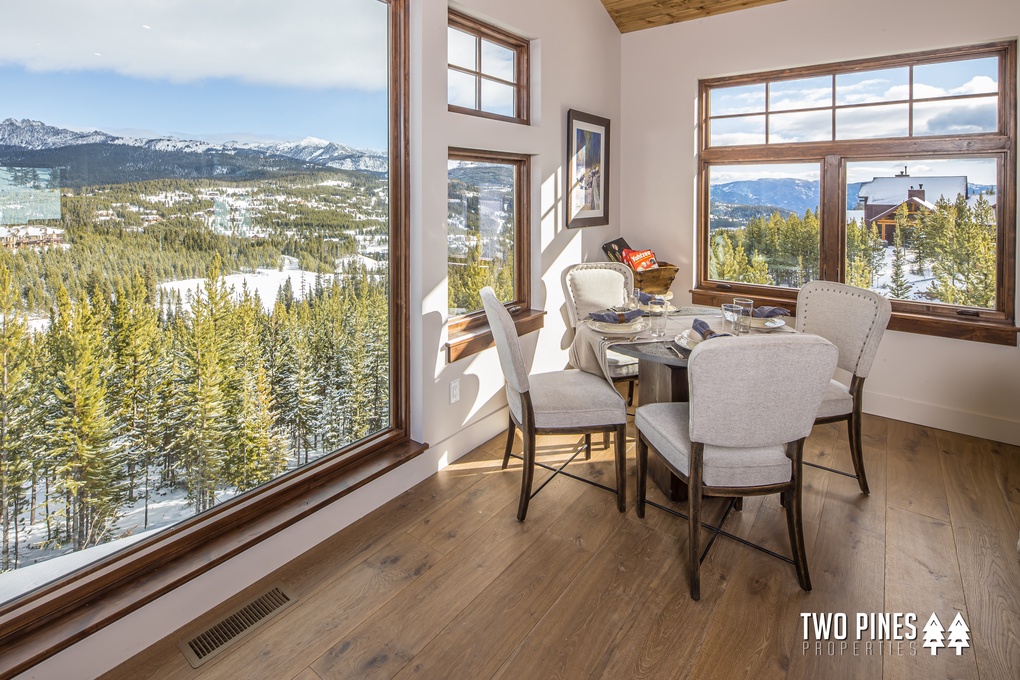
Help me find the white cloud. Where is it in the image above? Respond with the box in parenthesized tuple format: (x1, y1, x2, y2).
(0, 0, 388, 90)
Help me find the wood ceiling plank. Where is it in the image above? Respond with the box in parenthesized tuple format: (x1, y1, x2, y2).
(601, 0, 786, 33)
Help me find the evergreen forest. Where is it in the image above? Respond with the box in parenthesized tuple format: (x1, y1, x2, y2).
(0, 171, 390, 575)
(708, 195, 997, 308)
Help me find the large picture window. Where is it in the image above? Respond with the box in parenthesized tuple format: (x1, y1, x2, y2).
(696, 41, 1017, 344)
(0, 0, 409, 667)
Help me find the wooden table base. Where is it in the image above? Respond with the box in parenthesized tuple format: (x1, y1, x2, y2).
(637, 359, 689, 502)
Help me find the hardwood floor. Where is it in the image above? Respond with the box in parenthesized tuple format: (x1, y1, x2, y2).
(103, 416, 1020, 680)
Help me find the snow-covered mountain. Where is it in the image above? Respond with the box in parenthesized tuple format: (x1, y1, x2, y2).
(0, 118, 387, 173)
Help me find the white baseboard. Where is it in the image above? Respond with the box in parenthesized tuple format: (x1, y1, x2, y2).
(864, 391, 1020, 446)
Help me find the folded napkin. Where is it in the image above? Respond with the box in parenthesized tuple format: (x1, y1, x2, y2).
(589, 308, 644, 323)
(692, 318, 731, 340)
(637, 291, 655, 304)
(752, 305, 790, 318)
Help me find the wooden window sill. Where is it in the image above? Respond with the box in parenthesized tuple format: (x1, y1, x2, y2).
(446, 308, 546, 362)
(0, 434, 429, 678)
(692, 288, 1018, 346)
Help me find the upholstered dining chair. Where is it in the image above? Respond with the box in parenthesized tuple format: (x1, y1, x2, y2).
(564, 262, 638, 404)
(795, 280, 892, 494)
(634, 334, 838, 600)
(480, 286, 628, 521)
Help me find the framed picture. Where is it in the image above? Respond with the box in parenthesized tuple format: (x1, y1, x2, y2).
(566, 109, 610, 228)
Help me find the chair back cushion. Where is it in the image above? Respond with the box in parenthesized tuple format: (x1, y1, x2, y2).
(479, 286, 530, 396)
(687, 334, 837, 448)
(795, 280, 891, 378)
(565, 262, 633, 327)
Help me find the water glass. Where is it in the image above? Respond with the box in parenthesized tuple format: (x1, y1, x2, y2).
(630, 287, 643, 310)
(648, 297, 667, 337)
(720, 303, 742, 334)
(734, 297, 754, 334)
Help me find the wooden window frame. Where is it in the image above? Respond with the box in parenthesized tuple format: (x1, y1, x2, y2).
(446, 148, 540, 362)
(0, 1, 419, 675)
(447, 8, 530, 125)
(693, 41, 1018, 346)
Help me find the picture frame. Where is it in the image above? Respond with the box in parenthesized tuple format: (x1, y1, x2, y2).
(565, 109, 610, 228)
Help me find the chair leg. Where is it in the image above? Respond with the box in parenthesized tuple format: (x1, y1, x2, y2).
(585, 433, 592, 460)
(602, 431, 609, 451)
(636, 434, 648, 519)
(688, 445, 704, 601)
(517, 427, 537, 521)
(848, 413, 870, 495)
(502, 414, 516, 470)
(614, 424, 627, 513)
(627, 379, 635, 407)
(733, 497, 743, 512)
(785, 441, 812, 591)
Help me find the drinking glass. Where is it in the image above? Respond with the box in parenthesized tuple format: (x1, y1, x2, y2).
(629, 287, 643, 310)
(720, 303, 742, 334)
(648, 297, 667, 337)
(734, 297, 754, 334)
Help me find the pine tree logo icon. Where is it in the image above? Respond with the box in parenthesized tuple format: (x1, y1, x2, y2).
(947, 612, 971, 654)
(922, 612, 945, 655)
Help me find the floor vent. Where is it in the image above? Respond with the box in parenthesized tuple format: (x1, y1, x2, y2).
(179, 583, 297, 668)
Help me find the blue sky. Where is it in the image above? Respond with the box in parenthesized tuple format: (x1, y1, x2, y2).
(1, 0, 389, 150)
(4, 67, 388, 150)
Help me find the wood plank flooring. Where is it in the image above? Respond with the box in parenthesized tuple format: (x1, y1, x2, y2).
(103, 416, 1020, 680)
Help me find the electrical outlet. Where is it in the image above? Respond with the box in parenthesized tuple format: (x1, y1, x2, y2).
(449, 378, 460, 404)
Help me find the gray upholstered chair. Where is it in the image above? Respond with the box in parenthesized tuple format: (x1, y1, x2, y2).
(795, 280, 891, 494)
(564, 262, 638, 403)
(480, 286, 628, 521)
(634, 334, 838, 600)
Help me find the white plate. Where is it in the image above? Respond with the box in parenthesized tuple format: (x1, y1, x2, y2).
(676, 329, 703, 350)
(590, 320, 648, 335)
(748, 317, 786, 331)
(640, 302, 679, 313)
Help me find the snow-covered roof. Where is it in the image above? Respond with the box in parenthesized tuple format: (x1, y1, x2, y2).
(858, 175, 967, 206)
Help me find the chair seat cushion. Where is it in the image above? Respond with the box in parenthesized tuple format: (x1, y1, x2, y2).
(509, 370, 627, 430)
(607, 349, 639, 379)
(635, 402, 791, 488)
(816, 379, 853, 419)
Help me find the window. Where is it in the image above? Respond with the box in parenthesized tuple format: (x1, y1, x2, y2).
(447, 148, 531, 333)
(0, 0, 410, 670)
(447, 9, 530, 124)
(696, 41, 1017, 345)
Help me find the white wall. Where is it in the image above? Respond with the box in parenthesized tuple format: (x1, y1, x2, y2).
(17, 1, 622, 676)
(620, 0, 1020, 445)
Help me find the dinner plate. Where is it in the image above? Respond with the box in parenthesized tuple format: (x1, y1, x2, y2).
(589, 320, 648, 335)
(640, 302, 679, 313)
(748, 317, 786, 331)
(676, 329, 703, 350)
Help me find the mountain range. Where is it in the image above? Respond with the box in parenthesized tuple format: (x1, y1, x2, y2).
(711, 177, 994, 218)
(0, 118, 387, 187)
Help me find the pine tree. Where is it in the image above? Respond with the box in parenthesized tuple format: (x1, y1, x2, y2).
(46, 288, 125, 550)
(926, 195, 996, 308)
(111, 271, 162, 525)
(885, 210, 913, 299)
(177, 258, 233, 512)
(0, 262, 30, 570)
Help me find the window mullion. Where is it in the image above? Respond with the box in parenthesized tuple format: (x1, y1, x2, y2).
(820, 155, 845, 282)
